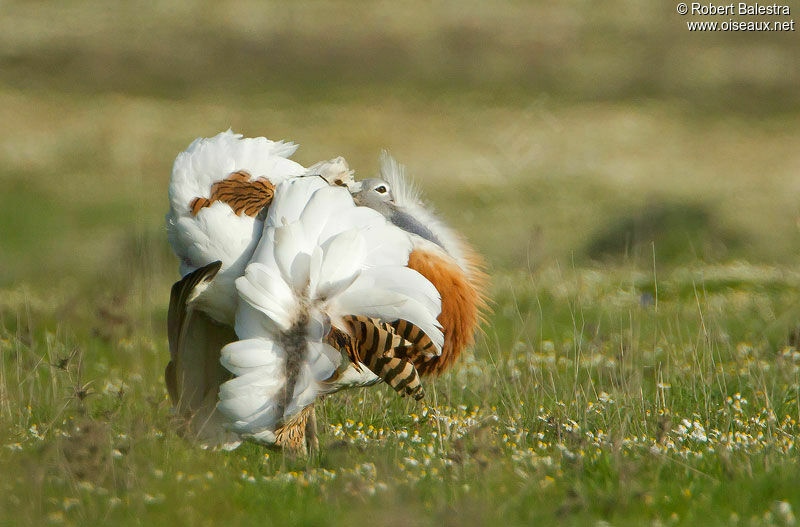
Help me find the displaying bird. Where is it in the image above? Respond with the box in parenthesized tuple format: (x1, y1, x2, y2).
(165, 131, 487, 453)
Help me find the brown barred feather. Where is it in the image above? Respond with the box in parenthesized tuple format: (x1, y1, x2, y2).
(367, 355, 424, 400)
(189, 197, 212, 215)
(340, 315, 409, 361)
(227, 171, 251, 183)
(389, 319, 437, 359)
(325, 326, 362, 371)
(330, 315, 425, 400)
(188, 170, 276, 217)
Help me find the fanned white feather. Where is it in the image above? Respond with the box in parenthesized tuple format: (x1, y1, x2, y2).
(265, 176, 329, 229)
(379, 150, 421, 206)
(358, 266, 442, 322)
(315, 229, 366, 299)
(305, 156, 354, 187)
(234, 264, 293, 332)
(220, 339, 282, 376)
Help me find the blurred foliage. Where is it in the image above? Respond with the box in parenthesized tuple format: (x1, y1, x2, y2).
(1, 1, 798, 112)
(584, 200, 748, 265)
(1, 0, 799, 286)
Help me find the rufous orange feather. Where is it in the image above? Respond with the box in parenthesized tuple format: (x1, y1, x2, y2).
(407, 244, 488, 376)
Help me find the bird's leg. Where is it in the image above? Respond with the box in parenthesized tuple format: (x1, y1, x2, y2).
(305, 405, 319, 457)
(274, 416, 308, 458)
(274, 405, 319, 459)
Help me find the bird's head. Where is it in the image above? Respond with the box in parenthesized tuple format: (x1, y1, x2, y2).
(351, 178, 395, 214)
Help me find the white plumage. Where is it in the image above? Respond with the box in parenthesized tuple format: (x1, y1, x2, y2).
(217, 177, 442, 442)
(166, 130, 356, 325)
(166, 130, 306, 324)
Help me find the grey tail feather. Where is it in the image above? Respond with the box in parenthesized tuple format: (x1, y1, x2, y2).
(277, 313, 309, 422)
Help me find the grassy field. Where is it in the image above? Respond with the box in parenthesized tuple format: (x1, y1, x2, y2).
(2, 1, 800, 525)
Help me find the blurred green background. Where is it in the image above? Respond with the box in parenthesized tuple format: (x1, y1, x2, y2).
(3, 3, 800, 525)
(1, 0, 799, 288)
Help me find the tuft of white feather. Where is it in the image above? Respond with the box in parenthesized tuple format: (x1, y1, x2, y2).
(217, 177, 442, 442)
(379, 150, 421, 207)
(305, 156, 354, 187)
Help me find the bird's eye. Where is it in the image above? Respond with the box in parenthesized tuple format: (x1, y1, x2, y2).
(375, 185, 387, 194)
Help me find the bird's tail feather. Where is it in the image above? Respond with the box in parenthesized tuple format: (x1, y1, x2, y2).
(337, 315, 424, 400)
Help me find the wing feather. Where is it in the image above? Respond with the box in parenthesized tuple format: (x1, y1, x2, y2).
(166, 261, 239, 448)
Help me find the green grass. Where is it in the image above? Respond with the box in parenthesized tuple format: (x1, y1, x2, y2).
(3, 1, 800, 525)
(4, 262, 800, 526)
